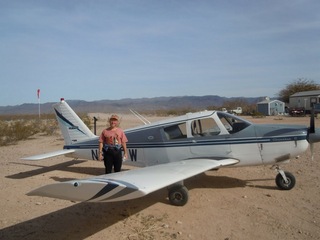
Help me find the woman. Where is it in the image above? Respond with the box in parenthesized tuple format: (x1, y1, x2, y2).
(98, 114, 128, 174)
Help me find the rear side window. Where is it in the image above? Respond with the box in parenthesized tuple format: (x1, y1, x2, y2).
(164, 123, 187, 140)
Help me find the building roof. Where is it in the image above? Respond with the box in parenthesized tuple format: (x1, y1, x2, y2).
(257, 99, 284, 104)
(290, 90, 320, 97)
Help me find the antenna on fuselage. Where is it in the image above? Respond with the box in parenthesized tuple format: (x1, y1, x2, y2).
(129, 109, 151, 125)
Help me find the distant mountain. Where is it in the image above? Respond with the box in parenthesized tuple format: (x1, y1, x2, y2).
(0, 95, 263, 115)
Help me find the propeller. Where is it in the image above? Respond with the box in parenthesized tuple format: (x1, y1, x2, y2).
(308, 105, 320, 160)
(310, 106, 315, 134)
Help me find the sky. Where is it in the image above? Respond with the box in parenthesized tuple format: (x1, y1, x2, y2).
(0, 0, 319, 106)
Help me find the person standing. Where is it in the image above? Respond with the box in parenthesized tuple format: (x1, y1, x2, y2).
(99, 114, 128, 174)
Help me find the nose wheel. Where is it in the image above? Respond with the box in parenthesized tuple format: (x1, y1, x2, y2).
(273, 166, 296, 190)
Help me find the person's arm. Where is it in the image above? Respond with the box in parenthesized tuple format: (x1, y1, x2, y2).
(99, 142, 103, 161)
(122, 142, 128, 160)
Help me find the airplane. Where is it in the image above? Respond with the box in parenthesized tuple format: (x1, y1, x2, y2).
(23, 98, 320, 206)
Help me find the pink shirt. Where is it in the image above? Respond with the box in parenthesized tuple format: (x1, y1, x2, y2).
(99, 128, 128, 145)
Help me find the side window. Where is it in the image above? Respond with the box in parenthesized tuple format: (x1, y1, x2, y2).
(217, 113, 250, 134)
(191, 118, 220, 137)
(229, 121, 249, 133)
(164, 123, 187, 140)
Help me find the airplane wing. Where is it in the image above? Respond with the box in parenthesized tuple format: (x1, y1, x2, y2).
(21, 149, 75, 160)
(27, 158, 239, 202)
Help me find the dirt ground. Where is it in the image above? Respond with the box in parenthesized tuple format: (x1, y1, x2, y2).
(0, 114, 320, 240)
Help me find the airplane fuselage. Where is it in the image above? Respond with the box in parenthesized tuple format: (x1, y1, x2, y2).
(64, 111, 309, 168)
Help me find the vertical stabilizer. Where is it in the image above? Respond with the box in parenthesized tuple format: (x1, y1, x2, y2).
(53, 99, 96, 145)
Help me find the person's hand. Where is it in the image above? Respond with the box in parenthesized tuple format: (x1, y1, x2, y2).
(99, 151, 103, 161)
(123, 153, 128, 160)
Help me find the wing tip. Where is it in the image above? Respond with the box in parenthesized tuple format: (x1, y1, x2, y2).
(21, 149, 76, 161)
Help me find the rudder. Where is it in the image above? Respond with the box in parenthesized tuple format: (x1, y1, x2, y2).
(53, 99, 96, 145)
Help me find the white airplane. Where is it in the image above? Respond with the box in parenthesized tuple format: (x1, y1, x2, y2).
(23, 98, 320, 206)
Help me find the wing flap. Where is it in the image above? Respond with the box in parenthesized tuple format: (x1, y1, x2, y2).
(28, 158, 239, 202)
(21, 149, 75, 160)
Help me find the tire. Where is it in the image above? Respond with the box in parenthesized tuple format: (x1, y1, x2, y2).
(275, 171, 296, 190)
(168, 186, 189, 206)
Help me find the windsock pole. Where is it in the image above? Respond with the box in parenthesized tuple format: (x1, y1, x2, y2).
(37, 89, 40, 119)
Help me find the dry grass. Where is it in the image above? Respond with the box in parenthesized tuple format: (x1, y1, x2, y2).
(0, 119, 58, 146)
(0, 113, 92, 146)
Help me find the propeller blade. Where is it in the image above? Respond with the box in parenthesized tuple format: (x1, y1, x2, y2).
(310, 107, 315, 133)
(310, 143, 314, 161)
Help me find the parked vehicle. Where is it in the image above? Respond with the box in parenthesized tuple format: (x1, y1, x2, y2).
(231, 107, 242, 114)
(289, 107, 305, 116)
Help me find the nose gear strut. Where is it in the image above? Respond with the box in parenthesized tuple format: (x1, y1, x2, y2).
(271, 165, 296, 190)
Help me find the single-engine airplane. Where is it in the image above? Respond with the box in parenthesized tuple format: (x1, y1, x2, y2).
(23, 99, 320, 206)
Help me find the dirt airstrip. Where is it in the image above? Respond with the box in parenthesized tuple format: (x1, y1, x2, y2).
(0, 114, 320, 239)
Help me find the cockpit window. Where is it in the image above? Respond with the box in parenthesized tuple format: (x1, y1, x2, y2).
(191, 117, 220, 137)
(164, 113, 251, 140)
(164, 123, 187, 140)
(217, 112, 251, 134)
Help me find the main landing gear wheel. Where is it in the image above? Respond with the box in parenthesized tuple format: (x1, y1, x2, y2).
(168, 186, 189, 206)
(275, 171, 296, 190)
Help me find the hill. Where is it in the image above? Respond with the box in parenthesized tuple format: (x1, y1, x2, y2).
(0, 95, 262, 115)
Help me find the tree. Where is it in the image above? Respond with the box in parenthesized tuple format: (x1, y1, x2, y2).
(278, 78, 320, 103)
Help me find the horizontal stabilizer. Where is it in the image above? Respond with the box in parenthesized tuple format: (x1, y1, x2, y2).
(21, 149, 75, 160)
(28, 158, 239, 202)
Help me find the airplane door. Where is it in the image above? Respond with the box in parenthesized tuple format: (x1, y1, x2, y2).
(189, 118, 232, 158)
(162, 123, 193, 162)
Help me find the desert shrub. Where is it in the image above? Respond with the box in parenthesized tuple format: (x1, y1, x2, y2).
(0, 113, 56, 121)
(0, 113, 94, 146)
(38, 119, 58, 135)
(0, 121, 10, 146)
(79, 114, 92, 130)
(0, 120, 34, 145)
(11, 120, 38, 141)
(251, 111, 266, 118)
(0, 118, 58, 146)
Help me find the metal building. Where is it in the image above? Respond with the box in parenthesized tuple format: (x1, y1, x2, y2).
(257, 97, 285, 116)
(289, 90, 320, 113)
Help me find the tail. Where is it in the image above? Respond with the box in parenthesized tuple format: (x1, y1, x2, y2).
(54, 98, 96, 145)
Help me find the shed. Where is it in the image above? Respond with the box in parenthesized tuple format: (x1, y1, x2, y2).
(289, 90, 320, 113)
(257, 98, 285, 116)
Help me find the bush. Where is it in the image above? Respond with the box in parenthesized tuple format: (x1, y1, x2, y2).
(79, 114, 92, 130)
(251, 111, 266, 118)
(0, 118, 58, 146)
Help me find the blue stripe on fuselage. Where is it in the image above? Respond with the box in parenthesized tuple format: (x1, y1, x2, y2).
(63, 134, 307, 150)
